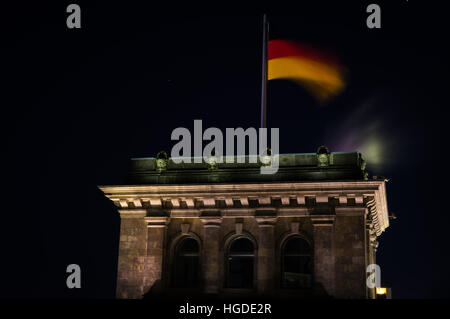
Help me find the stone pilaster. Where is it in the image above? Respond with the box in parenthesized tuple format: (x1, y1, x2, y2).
(200, 217, 222, 294)
(143, 216, 169, 294)
(366, 221, 375, 299)
(116, 210, 148, 299)
(311, 216, 335, 297)
(369, 232, 379, 297)
(256, 217, 277, 294)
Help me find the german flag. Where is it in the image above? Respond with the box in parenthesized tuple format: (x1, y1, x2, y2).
(268, 39, 347, 104)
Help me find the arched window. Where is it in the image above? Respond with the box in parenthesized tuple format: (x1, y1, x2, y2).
(226, 237, 255, 289)
(172, 237, 200, 288)
(282, 236, 312, 289)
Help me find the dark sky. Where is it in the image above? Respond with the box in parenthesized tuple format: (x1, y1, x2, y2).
(2, 1, 449, 298)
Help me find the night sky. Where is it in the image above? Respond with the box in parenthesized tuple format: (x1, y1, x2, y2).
(2, 1, 449, 299)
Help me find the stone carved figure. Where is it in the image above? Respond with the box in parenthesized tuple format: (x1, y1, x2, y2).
(207, 149, 218, 170)
(156, 151, 168, 172)
(360, 159, 369, 181)
(316, 145, 330, 167)
(260, 148, 272, 167)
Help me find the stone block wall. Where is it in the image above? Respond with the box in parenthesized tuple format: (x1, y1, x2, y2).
(115, 213, 371, 299)
(334, 212, 367, 298)
(116, 213, 148, 298)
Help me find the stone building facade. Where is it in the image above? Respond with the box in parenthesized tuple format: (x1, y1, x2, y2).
(99, 148, 389, 299)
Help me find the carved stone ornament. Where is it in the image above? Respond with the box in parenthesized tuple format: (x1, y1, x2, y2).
(360, 159, 369, 181)
(156, 151, 168, 172)
(260, 148, 272, 167)
(206, 149, 218, 170)
(316, 145, 330, 167)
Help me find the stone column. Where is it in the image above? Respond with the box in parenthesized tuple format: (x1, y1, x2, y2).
(143, 216, 169, 294)
(256, 217, 277, 294)
(116, 209, 148, 299)
(200, 217, 222, 294)
(311, 216, 335, 297)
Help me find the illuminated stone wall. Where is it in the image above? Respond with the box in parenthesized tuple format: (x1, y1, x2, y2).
(100, 152, 388, 299)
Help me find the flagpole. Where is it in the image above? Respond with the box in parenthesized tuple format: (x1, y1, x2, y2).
(260, 14, 269, 128)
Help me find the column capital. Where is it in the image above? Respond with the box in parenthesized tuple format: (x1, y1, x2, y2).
(311, 215, 335, 226)
(118, 209, 147, 218)
(145, 216, 170, 228)
(256, 216, 277, 227)
(200, 217, 222, 228)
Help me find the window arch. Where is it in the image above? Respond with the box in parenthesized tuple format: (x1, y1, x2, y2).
(172, 237, 200, 288)
(226, 237, 255, 289)
(281, 236, 312, 289)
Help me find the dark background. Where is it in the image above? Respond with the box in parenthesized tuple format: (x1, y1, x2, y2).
(2, 1, 449, 299)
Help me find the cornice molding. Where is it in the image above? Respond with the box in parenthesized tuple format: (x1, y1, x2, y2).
(100, 180, 389, 235)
